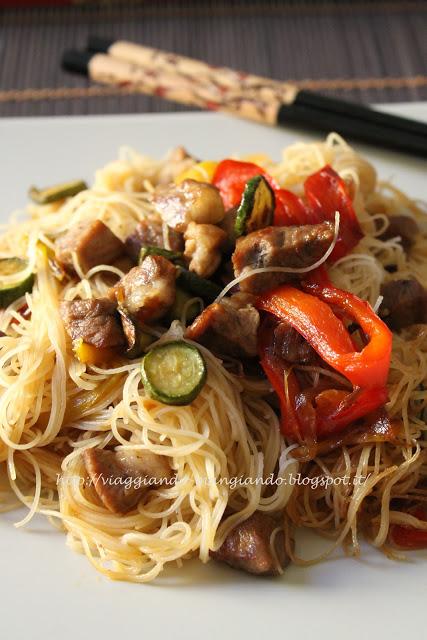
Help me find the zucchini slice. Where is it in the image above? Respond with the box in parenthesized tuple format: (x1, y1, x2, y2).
(141, 340, 207, 405)
(29, 180, 87, 204)
(139, 246, 184, 265)
(176, 267, 222, 304)
(168, 287, 201, 324)
(234, 175, 275, 237)
(0, 258, 34, 307)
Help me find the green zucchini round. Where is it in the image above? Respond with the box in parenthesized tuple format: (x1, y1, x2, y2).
(0, 258, 34, 308)
(141, 340, 207, 405)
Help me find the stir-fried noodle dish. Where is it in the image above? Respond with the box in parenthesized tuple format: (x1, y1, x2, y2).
(0, 135, 426, 582)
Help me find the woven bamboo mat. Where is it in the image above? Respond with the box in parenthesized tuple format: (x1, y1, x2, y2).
(0, 0, 426, 117)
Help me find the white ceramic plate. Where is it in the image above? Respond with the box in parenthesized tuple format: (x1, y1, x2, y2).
(1, 105, 426, 640)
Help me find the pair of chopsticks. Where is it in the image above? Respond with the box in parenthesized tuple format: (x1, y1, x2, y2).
(62, 37, 427, 158)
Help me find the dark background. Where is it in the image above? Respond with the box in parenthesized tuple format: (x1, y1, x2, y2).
(0, 0, 426, 117)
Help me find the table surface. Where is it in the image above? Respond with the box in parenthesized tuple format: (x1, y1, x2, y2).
(0, 0, 426, 117)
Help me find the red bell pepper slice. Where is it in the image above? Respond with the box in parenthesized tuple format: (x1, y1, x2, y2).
(212, 159, 275, 210)
(258, 284, 392, 389)
(258, 319, 316, 443)
(273, 188, 310, 226)
(304, 166, 363, 261)
(302, 283, 392, 388)
(390, 508, 427, 550)
(257, 283, 392, 438)
(212, 159, 306, 228)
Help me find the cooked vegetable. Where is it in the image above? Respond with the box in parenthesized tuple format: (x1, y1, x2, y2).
(390, 508, 427, 550)
(234, 175, 275, 237)
(0, 258, 34, 307)
(118, 307, 155, 358)
(176, 266, 222, 304)
(302, 166, 363, 261)
(168, 287, 201, 324)
(73, 339, 116, 366)
(213, 159, 275, 210)
(29, 180, 87, 204)
(257, 283, 392, 439)
(175, 160, 218, 184)
(138, 245, 184, 265)
(141, 340, 207, 405)
(274, 166, 364, 260)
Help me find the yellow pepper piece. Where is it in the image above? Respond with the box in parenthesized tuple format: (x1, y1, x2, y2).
(240, 153, 272, 166)
(175, 161, 218, 184)
(73, 339, 115, 366)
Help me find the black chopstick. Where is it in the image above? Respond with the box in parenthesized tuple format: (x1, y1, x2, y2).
(278, 102, 427, 157)
(294, 90, 427, 140)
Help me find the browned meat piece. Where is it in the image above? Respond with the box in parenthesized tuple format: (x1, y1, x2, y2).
(60, 298, 125, 348)
(210, 512, 288, 576)
(273, 322, 318, 365)
(112, 255, 176, 322)
(124, 219, 163, 260)
(378, 215, 419, 252)
(232, 222, 335, 294)
(185, 293, 259, 357)
(379, 278, 427, 330)
(184, 222, 227, 278)
(153, 179, 225, 232)
(124, 219, 183, 261)
(112, 255, 134, 274)
(83, 448, 174, 515)
(219, 206, 238, 252)
(55, 220, 124, 274)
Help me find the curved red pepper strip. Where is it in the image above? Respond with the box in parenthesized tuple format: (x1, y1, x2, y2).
(303, 283, 392, 389)
(274, 188, 310, 226)
(258, 322, 315, 443)
(257, 284, 392, 389)
(257, 284, 392, 438)
(315, 386, 389, 436)
(259, 352, 299, 440)
(304, 166, 363, 261)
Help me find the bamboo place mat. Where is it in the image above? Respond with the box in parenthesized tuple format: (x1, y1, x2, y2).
(0, 0, 426, 117)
